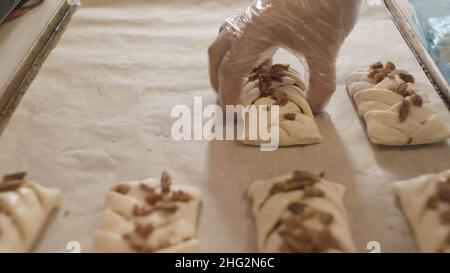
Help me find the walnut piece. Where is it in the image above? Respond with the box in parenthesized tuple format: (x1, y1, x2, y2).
(114, 184, 130, 195)
(161, 171, 171, 195)
(399, 100, 410, 123)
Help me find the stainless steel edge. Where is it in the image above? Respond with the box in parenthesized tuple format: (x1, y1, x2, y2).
(0, 1, 77, 136)
(384, 0, 450, 111)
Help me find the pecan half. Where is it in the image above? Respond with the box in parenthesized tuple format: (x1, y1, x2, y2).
(161, 171, 171, 194)
(410, 94, 423, 107)
(114, 184, 130, 195)
(385, 61, 396, 71)
(399, 72, 415, 83)
(145, 193, 162, 206)
(370, 61, 383, 69)
(399, 100, 410, 123)
(0, 180, 25, 192)
(284, 113, 297, 121)
(3, 172, 26, 182)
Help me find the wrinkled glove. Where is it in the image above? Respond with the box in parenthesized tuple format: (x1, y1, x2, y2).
(208, 0, 361, 113)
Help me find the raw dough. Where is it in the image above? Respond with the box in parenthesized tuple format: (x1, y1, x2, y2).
(248, 171, 356, 253)
(392, 169, 450, 253)
(346, 61, 450, 145)
(94, 172, 203, 253)
(240, 64, 322, 147)
(0, 172, 62, 253)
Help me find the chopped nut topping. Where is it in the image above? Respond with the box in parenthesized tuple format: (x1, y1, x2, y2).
(283, 180, 315, 192)
(287, 202, 306, 214)
(284, 113, 297, 121)
(139, 183, 155, 193)
(410, 94, 423, 107)
(385, 61, 396, 71)
(441, 211, 450, 225)
(270, 172, 320, 196)
(399, 100, 410, 123)
(0, 172, 27, 192)
(114, 184, 130, 195)
(319, 212, 334, 225)
(374, 73, 385, 83)
(370, 61, 384, 69)
(290, 171, 322, 184)
(0, 180, 25, 192)
(269, 182, 285, 195)
(133, 205, 154, 217)
(247, 64, 293, 96)
(394, 82, 408, 95)
(135, 223, 154, 239)
(272, 91, 288, 106)
(171, 190, 192, 202)
(3, 172, 26, 182)
(303, 186, 325, 198)
(368, 69, 379, 79)
(145, 193, 162, 206)
(161, 172, 171, 195)
(437, 182, 450, 203)
(399, 72, 415, 83)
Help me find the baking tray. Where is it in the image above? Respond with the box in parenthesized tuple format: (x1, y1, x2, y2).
(384, 0, 450, 110)
(0, 1, 77, 136)
(0, 0, 449, 253)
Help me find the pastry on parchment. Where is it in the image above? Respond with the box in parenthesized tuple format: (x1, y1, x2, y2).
(94, 172, 203, 253)
(248, 171, 356, 253)
(0, 172, 62, 253)
(346, 61, 450, 146)
(240, 64, 322, 147)
(392, 170, 450, 253)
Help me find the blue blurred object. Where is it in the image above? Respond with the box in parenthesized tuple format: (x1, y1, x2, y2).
(410, 0, 450, 84)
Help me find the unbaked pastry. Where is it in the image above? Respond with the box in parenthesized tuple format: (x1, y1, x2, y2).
(94, 172, 203, 253)
(240, 64, 322, 146)
(248, 171, 356, 253)
(392, 170, 450, 253)
(346, 61, 450, 145)
(0, 172, 62, 253)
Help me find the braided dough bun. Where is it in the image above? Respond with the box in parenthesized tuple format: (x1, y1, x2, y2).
(346, 61, 450, 146)
(240, 64, 322, 147)
(0, 172, 62, 253)
(94, 172, 203, 253)
(248, 171, 356, 253)
(392, 170, 450, 253)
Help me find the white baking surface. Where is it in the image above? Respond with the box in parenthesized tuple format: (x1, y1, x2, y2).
(0, 0, 65, 94)
(0, 0, 449, 253)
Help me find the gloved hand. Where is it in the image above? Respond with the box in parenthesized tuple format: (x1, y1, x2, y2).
(208, 0, 361, 113)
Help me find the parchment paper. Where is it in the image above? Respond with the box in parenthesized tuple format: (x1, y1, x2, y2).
(0, 0, 449, 253)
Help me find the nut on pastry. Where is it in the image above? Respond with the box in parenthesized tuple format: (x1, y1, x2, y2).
(94, 172, 203, 253)
(346, 61, 450, 146)
(240, 64, 322, 147)
(248, 171, 356, 253)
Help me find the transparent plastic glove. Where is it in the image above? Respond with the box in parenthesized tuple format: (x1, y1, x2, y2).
(208, 0, 361, 113)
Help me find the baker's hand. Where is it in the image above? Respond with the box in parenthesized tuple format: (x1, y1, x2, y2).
(208, 0, 361, 113)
